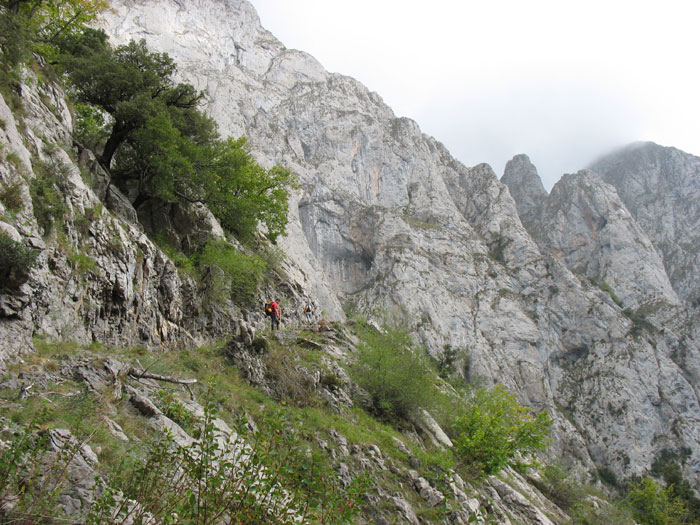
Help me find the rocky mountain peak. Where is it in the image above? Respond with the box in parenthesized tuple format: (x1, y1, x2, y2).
(501, 154, 547, 229)
(589, 141, 700, 305)
(519, 168, 678, 308)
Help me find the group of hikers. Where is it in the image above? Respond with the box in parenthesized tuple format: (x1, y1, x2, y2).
(264, 299, 315, 330)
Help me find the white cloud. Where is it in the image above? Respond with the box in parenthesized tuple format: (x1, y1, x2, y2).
(252, 0, 700, 189)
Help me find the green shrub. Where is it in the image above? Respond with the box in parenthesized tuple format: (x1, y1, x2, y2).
(319, 372, 343, 389)
(650, 450, 700, 522)
(0, 231, 39, 291)
(73, 204, 102, 237)
(67, 251, 97, 275)
(0, 180, 24, 211)
(597, 465, 620, 487)
(350, 321, 436, 424)
(152, 233, 196, 276)
(155, 390, 198, 434)
(451, 384, 552, 477)
(569, 499, 635, 525)
(251, 336, 269, 354)
(29, 163, 68, 235)
(88, 396, 364, 524)
(196, 239, 266, 305)
(0, 426, 76, 523)
(625, 477, 689, 525)
(536, 464, 589, 512)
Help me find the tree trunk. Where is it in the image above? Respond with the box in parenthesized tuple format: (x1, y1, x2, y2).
(99, 123, 130, 169)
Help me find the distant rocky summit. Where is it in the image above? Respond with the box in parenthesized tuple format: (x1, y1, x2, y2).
(590, 142, 700, 306)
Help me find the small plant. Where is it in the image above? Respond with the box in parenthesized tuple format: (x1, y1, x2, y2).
(29, 160, 68, 235)
(600, 281, 624, 307)
(68, 251, 97, 275)
(435, 344, 459, 379)
(73, 204, 102, 237)
(623, 308, 657, 336)
(319, 372, 343, 390)
(152, 233, 197, 275)
(451, 384, 552, 477)
(4, 151, 23, 171)
(156, 390, 198, 434)
(0, 180, 24, 212)
(0, 231, 39, 291)
(535, 464, 589, 512)
(196, 239, 267, 305)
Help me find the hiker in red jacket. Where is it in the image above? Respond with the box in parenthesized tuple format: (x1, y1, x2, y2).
(269, 299, 281, 330)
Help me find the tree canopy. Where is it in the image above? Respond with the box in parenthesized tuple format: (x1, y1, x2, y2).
(59, 30, 294, 242)
(0, 0, 108, 68)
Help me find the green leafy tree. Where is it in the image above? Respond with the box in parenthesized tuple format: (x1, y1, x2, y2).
(626, 477, 689, 525)
(203, 138, 293, 242)
(60, 33, 204, 169)
(0, 0, 107, 69)
(61, 32, 294, 241)
(452, 384, 552, 476)
(350, 321, 436, 423)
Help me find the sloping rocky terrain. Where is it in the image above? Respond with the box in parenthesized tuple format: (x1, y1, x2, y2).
(0, 0, 699, 522)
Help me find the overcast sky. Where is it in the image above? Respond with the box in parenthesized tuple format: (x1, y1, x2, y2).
(252, 0, 700, 190)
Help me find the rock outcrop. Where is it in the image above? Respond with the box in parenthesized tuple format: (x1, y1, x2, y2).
(503, 166, 678, 309)
(501, 154, 547, 231)
(589, 141, 700, 306)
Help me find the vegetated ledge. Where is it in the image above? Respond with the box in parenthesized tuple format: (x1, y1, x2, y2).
(0, 324, 580, 525)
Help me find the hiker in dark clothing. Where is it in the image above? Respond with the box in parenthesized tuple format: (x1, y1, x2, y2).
(303, 302, 315, 324)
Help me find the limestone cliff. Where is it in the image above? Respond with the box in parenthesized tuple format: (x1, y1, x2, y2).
(1, 0, 700, 520)
(503, 165, 678, 309)
(590, 142, 700, 306)
(96, 0, 700, 493)
(501, 154, 547, 231)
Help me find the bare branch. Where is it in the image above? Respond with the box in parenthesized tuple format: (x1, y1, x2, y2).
(127, 366, 197, 386)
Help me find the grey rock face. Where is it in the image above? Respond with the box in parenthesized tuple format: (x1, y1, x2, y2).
(501, 154, 547, 230)
(589, 141, 700, 305)
(97, 0, 700, 494)
(0, 71, 245, 365)
(528, 169, 678, 309)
